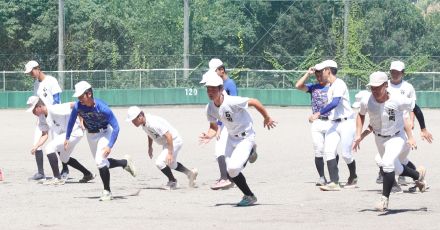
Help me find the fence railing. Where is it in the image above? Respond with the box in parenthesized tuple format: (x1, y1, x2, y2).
(2, 69, 440, 91)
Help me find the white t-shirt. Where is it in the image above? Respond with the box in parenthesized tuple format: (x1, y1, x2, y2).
(141, 114, 181, 146)
(359, 91, 413, 136)
(387, 80, 416, 117)
(327, 78, 353, 120)
(38, 103, 83, 137)
(33, 75, 62, 105)
(206, 95, 253, 136)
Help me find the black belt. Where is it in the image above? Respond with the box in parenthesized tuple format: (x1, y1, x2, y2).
(88, 127, 107, 133)
(332, 117, 348, 122)
(234, 132, 247, 137)
(319, 116, 329, 121)
(374, 131, 400, 138)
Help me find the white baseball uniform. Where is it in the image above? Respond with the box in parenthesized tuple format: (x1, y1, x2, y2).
(37, 103, 83, 163)
(324, 78, 355, 163)
(385, 80, 416, 165)
(141, 114, 183, 170)
(206, 95, 255, 178)
(215, 91, 230, 158)
(359, 91, 413, 174)
(33, 75, 62, 149)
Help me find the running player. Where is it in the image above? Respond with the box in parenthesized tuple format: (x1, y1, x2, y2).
(26, 96, 95, 184)
(64, 81, 136, 201)
(126, 106, 198, 189)
(199, 71, 276, 206)
(352, 71, 427, 211)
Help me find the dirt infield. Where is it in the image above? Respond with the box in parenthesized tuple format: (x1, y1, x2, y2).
(0, 106, 439, 230)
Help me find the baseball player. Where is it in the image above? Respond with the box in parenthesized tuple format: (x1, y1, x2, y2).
(64, 81, 136, 201)
(126, 106, 198, 189)
(309, 60, 358, 191)
(199, 71, 276, 206)
(25, 60, 70, 181)
(204, 58, 253, 190)
(352, 71, 427, 211)
(26, 96, 95, 185)
(386, 60, 433, 187)
(295, 64, 332, 186)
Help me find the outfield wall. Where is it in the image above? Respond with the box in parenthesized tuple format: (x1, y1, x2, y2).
(1, 88, 440, 108)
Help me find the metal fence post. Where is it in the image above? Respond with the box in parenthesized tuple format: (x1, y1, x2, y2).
(139, 70, 142, 89)
(174, 69, 177, 88)
(433, 75, 435, 91)
(246, 71, 249, 88)
(105, 69, 107, 89)
(3, 71, 5, 91)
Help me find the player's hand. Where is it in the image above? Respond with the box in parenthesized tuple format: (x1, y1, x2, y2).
(215, 127, 222, 140)
(148, 147, 153, 159)
(30, 146, 37, 155)
(407, 137, 417, 150)
(421, 129, 433, 144)
(102, 146, 112, 158)
(264, 117, 277, 130)
(166, 153, 173, 166)
(307, 67, 315, 75)
(308, 112, 320, 123)
(352, 136, 362, 152)
(64, 140, 69, 151)
(199, 132, 213, 144)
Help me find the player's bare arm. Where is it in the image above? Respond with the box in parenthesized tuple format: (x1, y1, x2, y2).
(164, 132, 174, 166)
(404, 118, 417, 150)
(295, 67, 314, 92)
(147, 136, 153, 159)
(102, 146, 112, 158)
(308, 112, 320, 123)
(421, 128, 433, 143)
(31, 131, 48, 155)
(199, 122, 218, 144)
(248, 98, 277, 130)
(352, 113, 365, 152)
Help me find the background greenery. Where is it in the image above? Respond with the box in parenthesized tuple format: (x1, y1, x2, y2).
(0, 0, 439, 74)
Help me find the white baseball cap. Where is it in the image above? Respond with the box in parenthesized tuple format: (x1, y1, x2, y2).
(367, 71, 388, 87)
(126, 106, 142, 122)
(390, 61, 405, 72)
(314, 60, 338, 71)
(26, 96, 41, 112)
(73, 81, 92, 97)
(24, 60, 39, 73)
(209, 58, 224, 71)
(204, 71, 223, 87)
(352, 90, 371, 109)
(200, 70, 216, 84)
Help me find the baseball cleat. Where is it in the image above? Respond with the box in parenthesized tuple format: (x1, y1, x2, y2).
(79, 173, 96, 183)
(237, 195, 257, 207)
(248, 145, 258, 163)
(344, 176, 358, 189)
(319, 182, 341, 191)
(375, 196, 389, 212)
(391, 183, 403, 194)
(99, 190, 113, 201)
(162, 181, 178, 190)
(29, 173, 45, 181)
(415, 167, 427, 192)
(210, 179, 233, 190)
(43, 178, 65, 186)
(315, 177, 327, 186)
(123, 155, 136, 177)
(188, 168, 198, 188)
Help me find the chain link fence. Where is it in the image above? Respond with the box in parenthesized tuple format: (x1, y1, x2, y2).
(2, 69, 440, 91)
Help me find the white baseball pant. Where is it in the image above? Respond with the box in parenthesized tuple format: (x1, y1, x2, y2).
(374, 132, 407, 175)
(324, 118, 355, 163)
(86, 126, 113, 168)
(215, 126, 228, 158)
(311, 119, 332, 158)
(47, 132, 82, 163)
(225, 131, 256, 178)
(155, 137, 183, 170)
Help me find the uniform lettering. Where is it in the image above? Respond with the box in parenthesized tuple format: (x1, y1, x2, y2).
(225, 111, 233, 122)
